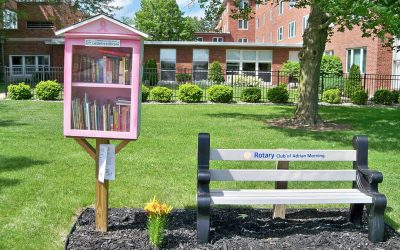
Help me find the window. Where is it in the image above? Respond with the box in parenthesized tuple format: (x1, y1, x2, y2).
(9, 55, 50, 76)
(346, 48, 367, 73)
(3, 10, 17, 29)
(288, 21, 296, 38)
(278, 1, 283, 15)
(226, 50, 273, 82)
(269, 7, 273, 21)
(238, 19, 248, 30)
(193, 49, 209, 81)
(277, 26, 283, 41)
(160, 49, 176, 81)
(393, 39, 400, 76)
(27, 21, 54, 29)
(238, 38, 248, 43)
(325, 50, 334, 56)
(239, 0, 249, 9)
(263, 13, 266, 26)
(256, 18, 259, 29)
(196, 37, 203, 42)
(289, 51, 299, 62)
(302, 15, 309, 34)
(212, 37, 223, 42)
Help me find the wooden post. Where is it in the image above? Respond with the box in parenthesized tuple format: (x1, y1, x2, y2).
(273, 161, 289, 219)
(95, 139, 109, 232)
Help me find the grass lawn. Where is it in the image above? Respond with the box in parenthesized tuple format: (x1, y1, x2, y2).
(0, 101, 399, 249)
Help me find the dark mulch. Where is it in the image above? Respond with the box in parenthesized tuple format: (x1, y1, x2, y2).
(66, 208, 400, 250)
(267, 118, 352, 131)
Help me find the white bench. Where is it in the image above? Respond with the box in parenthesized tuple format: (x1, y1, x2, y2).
(197, 133, 386, 243)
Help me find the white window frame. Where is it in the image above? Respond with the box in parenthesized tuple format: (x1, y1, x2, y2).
(288, 21, 296, 38)
(238, 38, 248, 43)
(278, 1, 284, 15)
(212, 37, 223, 42)
(302, 15, 309, 34)
(346, 47, 367, 73)
(277, 26, 284, 41)
(238, 19, 248, 30)
(3, 9, 18, 29)
(196, 37, 203, 42)
(325, 50, 334, 56)
(160, 49, 176, 81)
(9, 55, 50, 76)
(239, 0, 249, 9)
(393, 39, 400, 76)
(256, 18, 259, 29)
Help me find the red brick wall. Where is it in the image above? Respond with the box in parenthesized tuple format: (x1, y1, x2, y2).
(195, 33, 234, 42)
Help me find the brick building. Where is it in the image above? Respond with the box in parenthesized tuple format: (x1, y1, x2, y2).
(196, 0, 399, 76)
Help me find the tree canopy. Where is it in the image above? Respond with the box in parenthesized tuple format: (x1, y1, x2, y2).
(133, 0, 197, 41)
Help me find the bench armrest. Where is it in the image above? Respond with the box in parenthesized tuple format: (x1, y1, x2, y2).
(358, 168, 383, 184)
(198, 170, 211, 184)
(356, 168, 383, 194)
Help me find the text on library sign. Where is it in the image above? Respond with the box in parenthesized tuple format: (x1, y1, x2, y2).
(85, 39, 120, 47)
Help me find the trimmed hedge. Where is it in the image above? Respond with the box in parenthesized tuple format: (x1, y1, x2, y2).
(178, 83, 203, 103)
(267, 84, 289, 103)
(322, 89, 341, 104)
(208, 61, 224, 84)
(176, 73, 192, 83)
(150, 87, 173, 103)
(391, 90, 400, 104)
(351, 90, 368, 105)
(7, 82, 32, 100)
(374, 89, 393, 105)
(34, 80, 61, 100)
(240, 87, 261, 103)
(207, 85, 233, 103)
(141, 85, 150, 102)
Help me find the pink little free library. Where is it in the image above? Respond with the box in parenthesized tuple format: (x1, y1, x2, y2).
(56, 15, 148, 140)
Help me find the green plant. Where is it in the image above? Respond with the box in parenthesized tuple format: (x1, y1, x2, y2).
(231, 75, 263, 87)
(143, 59, 158, 85)
(351, 90, 368, 105)
(374, 89, 393, 105)
(34, 80, 61, 100)
(142, 85, 150, 102)
(150, 86, 173, 103)
(207, 85, 233, 103)
(144, 197, 172, 248)
(344, 64, 362, 98)
(176, 73, 192, 83)
(240, 87, 261, 103)
(267, 84, 289, 103)
(208, 61, 224, 84)
(322, 76, 345, 91)
(322, 88, 341, 104)
(281, 61, 300, 76)
(320, 55, 343, 75)
(178, 83, 203, 103)
(7, 82, 32, 100)
(391, 90, 400, 104)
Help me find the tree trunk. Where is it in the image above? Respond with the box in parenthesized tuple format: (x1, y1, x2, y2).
(294, 4, 329, 125)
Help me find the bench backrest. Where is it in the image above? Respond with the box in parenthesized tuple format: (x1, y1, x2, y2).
(197, 133, 368, 183)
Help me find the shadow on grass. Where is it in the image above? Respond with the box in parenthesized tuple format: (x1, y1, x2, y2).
(0, 177, 21, 192)
(0, 155, 49, 173)
(0, 120, 28, 127)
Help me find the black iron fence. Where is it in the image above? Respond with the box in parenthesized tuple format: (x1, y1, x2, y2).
(2, 66, 400, 103)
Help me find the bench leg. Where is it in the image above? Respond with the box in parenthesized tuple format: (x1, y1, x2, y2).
(368, 194, 387, 243)
(350, 203, 364, 225)
(197, 195, 210, 244)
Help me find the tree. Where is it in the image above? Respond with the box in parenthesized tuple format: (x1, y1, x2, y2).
(66, 0, 121, 16)
(133, 0, 196, 41)
(197, 0, 400, 125)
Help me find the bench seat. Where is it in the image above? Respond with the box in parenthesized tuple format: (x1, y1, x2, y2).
(210, 189, 373, 205)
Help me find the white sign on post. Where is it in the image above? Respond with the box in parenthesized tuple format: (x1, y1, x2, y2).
(98, 144, 116, 183)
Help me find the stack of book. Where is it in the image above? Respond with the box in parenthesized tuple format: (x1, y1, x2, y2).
(72, 54, 131, 85)
(72, 93, 131, 132)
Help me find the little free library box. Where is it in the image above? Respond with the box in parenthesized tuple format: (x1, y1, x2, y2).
(56, 15, 148, 140)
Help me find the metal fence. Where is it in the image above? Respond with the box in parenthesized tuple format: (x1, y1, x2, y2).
(2, 66, 400, 103)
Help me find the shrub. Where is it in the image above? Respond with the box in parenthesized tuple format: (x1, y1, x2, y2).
(391, 90, 400, 104)
(344, 64, 362, 98)
(322, 76, 345, 91)
(351, 90, 368, 105)
(7, 82, 32, 100)
(176, 73, 192, 83)
(178, 83, 203, 103)
(141, 85, 150, 102)
(320, 55, 343, 75)
(267, 84, 289, 103)
(143, 59, 158, 85)
(281, 61, 300, 77)
(34, 80, 61, 100)
(374, 89, 393, 105)
(208, 61, 224, 84)
(208, 85, 233, 103)
(150, 87, 173, 103)
(231, 75, 263, 87)
(240, 87, 261, 103)
(322, 88, 341, 104)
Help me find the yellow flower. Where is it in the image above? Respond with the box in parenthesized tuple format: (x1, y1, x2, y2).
(144, 196, 172, 217)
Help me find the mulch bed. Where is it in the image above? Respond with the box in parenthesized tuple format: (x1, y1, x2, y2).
(66, 208, 400, 249)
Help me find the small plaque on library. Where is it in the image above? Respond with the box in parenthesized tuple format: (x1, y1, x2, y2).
(85, 39, 120, 47)
(98, 144, 116, 183)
